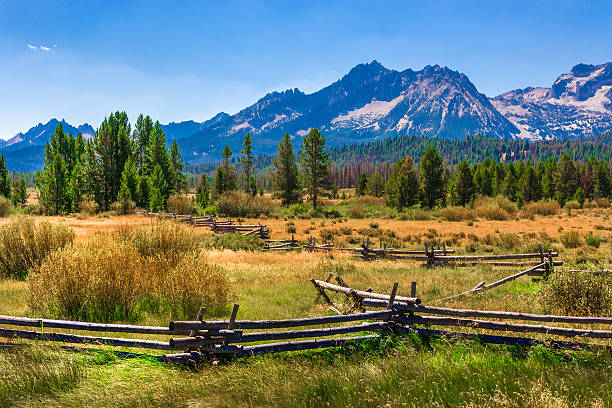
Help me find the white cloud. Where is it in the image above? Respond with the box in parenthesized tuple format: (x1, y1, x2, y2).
(39, 46, 51, 51)
(27, 44, 37, 50)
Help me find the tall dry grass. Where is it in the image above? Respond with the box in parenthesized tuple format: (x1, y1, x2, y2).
(473, 195, 517, 221)
(438, 206, 476, 221)
(216, 191, 276, 217)
(0, 216, 74, 279)
(29, 226, 231, 322)
(520, 200, 561, 218)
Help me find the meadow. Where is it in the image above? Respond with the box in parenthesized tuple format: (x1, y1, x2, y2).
(0, 197, 610, 407)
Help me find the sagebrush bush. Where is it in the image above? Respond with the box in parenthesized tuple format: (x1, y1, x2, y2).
(399, 208, 432, 221)
(560, 231, 581, 248)
(498, 233, 521, 250)
(473, 195, 517, 221)
(349, 205, 365, 219)
(520, 200, 560, 218)
(28, 235, 230, 321)
(216, 191, 276, 217)
(596, 198, 611, 208)
(564, 200, 581, 210)
(0, 196, 12, 217)
(539, 271, 611, 316)
(0, 216, 74, 279)
(78, 200, 98, 216)
(438, 206, 476, 221)
(166, 193, 193, 215)
(110, 199, 135, 215)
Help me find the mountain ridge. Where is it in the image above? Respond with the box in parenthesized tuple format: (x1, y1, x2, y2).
(3, 60, 612, 171)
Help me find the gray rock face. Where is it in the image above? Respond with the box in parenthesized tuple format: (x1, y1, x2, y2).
(491, 62, 612, 140)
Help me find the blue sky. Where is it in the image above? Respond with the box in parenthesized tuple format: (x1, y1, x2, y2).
(1, 0, 611, 138)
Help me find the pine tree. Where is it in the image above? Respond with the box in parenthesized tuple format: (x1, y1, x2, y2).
(473, 159, 494, 197)
(368, 172, 384, 197)
(356, 173, 368, 196)
(0, 156, 10, 198)
(169, 140, 186, 194)
(148, 164, 167, 211)
(196, 174, 211, 208)
(17, 179, 27, 205)
(272, 134, 301, 206)
(299, 128, 331, 210)
(451, 160, 475, 206)
(68, 159, 86, 212)
(595, 160, 611, 199)
(420, 146, 445, 208)
(540, 158, 556, 199)
(214, 145, 237, 196)
(518, 166, 541, 204)
(36, 125, 69, 214)
(385, 156, 419, 210)
(239, 133, 255, 194)
(554, 154, 580, 205)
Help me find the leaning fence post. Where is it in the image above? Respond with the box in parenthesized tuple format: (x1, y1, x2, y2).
(224, 304, 240, 345)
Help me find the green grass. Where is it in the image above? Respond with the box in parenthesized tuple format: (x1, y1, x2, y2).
(5, 337, 610, 408)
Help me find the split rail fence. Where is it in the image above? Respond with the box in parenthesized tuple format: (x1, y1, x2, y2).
(2, 272, 610, 363)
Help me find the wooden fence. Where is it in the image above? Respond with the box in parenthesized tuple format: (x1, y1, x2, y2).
(2, 272, 609, 364)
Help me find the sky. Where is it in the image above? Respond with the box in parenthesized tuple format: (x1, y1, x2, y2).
(1, 0, 611, 139)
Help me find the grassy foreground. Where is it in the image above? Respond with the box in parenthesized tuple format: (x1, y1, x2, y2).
(0, 209, 610, 407)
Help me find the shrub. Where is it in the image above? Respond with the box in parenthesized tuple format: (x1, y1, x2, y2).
(539, 271, 611, 316)
(473, 196, 516, 221)
(320, 207, 342, 218)
(28, 236, 231, 321)
(564, 200, 581, 210)
(110, 199, 135, 215)
(438, 206, 476, 222)
(0, 196, 12, 217)
(117, 221, 201, 264)
(278, 203, 309, 217)
(498, 233, 521, 250)
(216, 191, 276, 217)
(560, 231, 581, 248)
(339, 226, 352, 235)
(400, 208, 432, 221)
(286, 223, 296, 234)
(78, 200, 98, 216)
(348, 205, 365, 219)
(0, 217, 74, 279)
(585, 235, 601, 248)
(166, 193, 193, 215)
(202, 233, 262, 251)
(596, 198, 611, 208)
(520, 200, 560, 218)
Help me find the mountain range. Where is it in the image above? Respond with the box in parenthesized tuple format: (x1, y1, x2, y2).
(2, 61, 612, 171)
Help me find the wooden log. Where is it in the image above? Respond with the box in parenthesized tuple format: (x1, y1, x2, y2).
(472, 263, 545, 292)
(0, 327, 171, 349)
(396, 315, 612, 339)
(0, 315, 185, 335)
(163, 351, 203, 364)
(392, 326, 610, 351)
(311, 279, 342, 315)
(387, 282, 399, 309)
(236, 334, 380, 356)
(170, 322, 388, 349)
(362, 299, 612, 325)
(312, 279, 420, 304)
(169, 310, 393, 331)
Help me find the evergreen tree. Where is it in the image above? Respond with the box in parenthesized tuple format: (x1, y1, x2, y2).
(581, 158, 596, 198)
(169, 140, 186, 194)
(148, 164, 166, 211)
(16, 179, 27, 205)
(368, 172, 384, 197)
(68, 159, 86, 212)
(554, 154, 580, 205)
(214, 145, 237, 196)
(196, 174, 211, 208)
(451, 159, 475, 206)
(239, 133, 255, 194)
(0, 156, 10, 198)
(473, 159, 494, 197)
(501, 163, 517, 201)
(272, 134, 301, 206)
(356, 173, 368, 196)
(540, 158, 556, 199)
(518, 166, 541, 204)
(299, 128, 331, 210)
(36, 125, 69, 214)
(133, 114, 154, 171)
(573, 187, 586, 207)
(595, 160, 611, 199)
(385, 156, 419, 210)
(420, 146, 445, 208)
(119, 158, 139, 202)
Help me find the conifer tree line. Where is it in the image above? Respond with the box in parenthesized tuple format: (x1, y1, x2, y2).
(36, 112, 186, 214)
(0, 155, 28, 207)
(195, 128, 333, 210)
